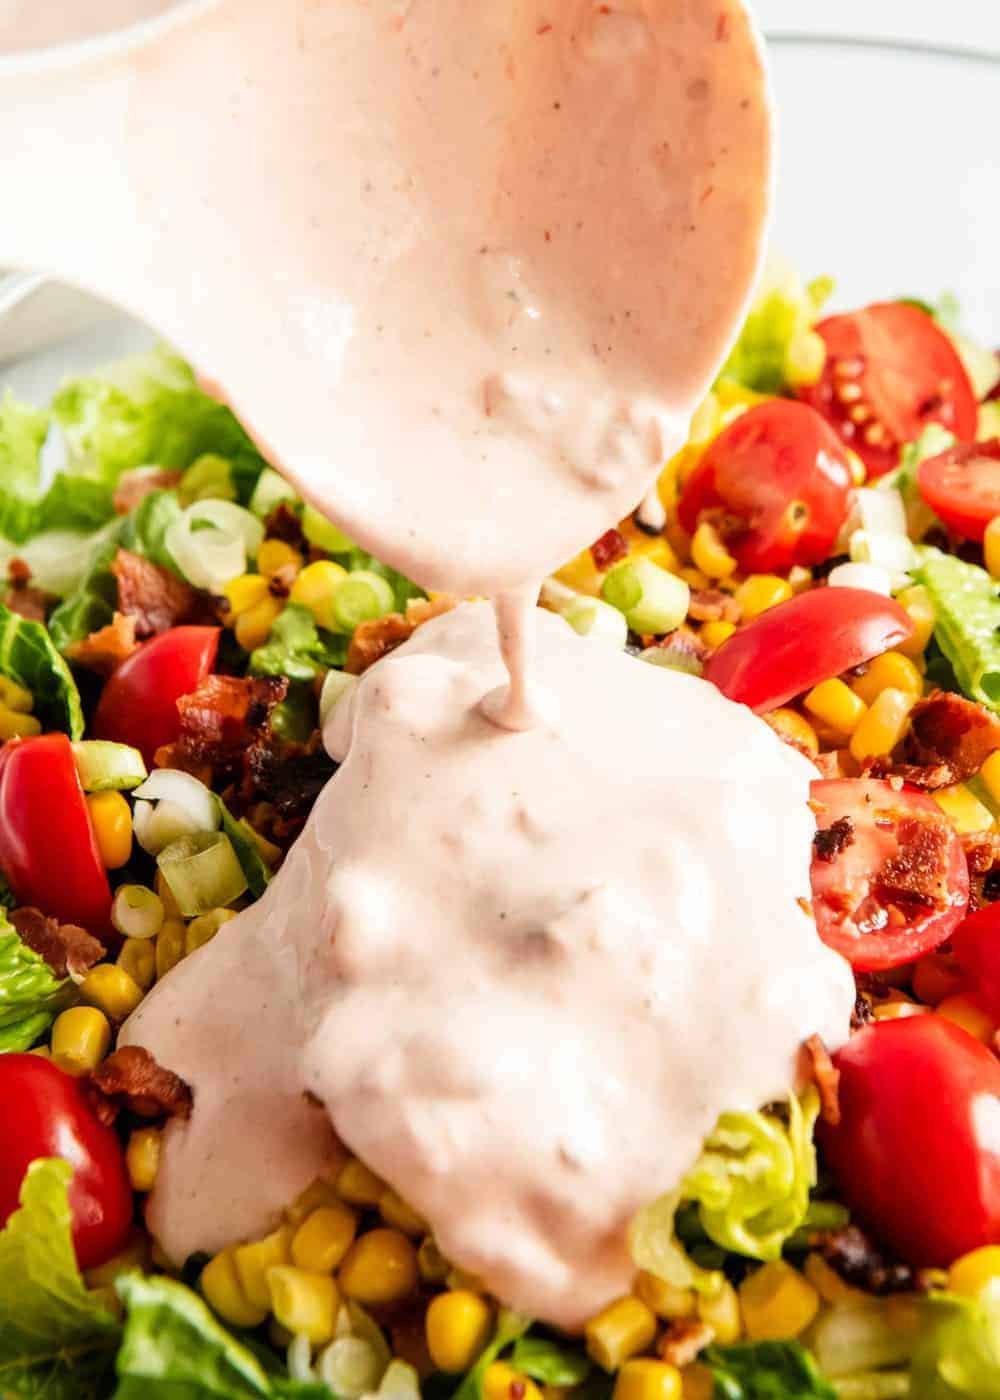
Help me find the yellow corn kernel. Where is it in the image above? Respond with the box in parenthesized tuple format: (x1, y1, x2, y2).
(700, 620, 736, 650)
(677, 567, 710, 591)
(738, 1262, 819, 1341)
(851, 651, 923, 707)
(734, 575, 793, 622)
(634, 1271, 696, 1320)
(79, 963, 144, 1022)
(690, 522, 737, 581)
(937, 993, 997, 1044)
(185, 907, 238, 955)
(267, 1266, 338, 1345)
(287, 1176, 340, 1225)
(118, 937, 156, 991)
(949, 1245, 1000, 1299)
(126, 1127, 162, 1192)
(849, 688, 915, 763)
(418, 1236, 450, 1285)
(803, 1253, 867, 1306)
(613, 1359, 682, 1400)
(30, 1045, 50, 1058)
(85, 1230, 150, 1288)
(628, 535, 680, 576)
(873, 999, 928, 1021)
(0, 704, 41, 739)
(338, 1228, 419, 1305)
(234, 595, 283, 652)
(50, 1006, 110, 1074)
(554, 549, 604, 598)
(233, 1224, 293, 1309)
(290, 560, 350, 631)
(0, 676, 33, 712)
(156, 918, 187, 979)
(335, 1157, 385, 1208)
(257, 538, 303, 578)
(484, 1364, 542, 1400)
(223, 572, 270, 621)
(933, 783, 994, 835)
(426, 1289, 494, 1373)
(86, 790, 133, 869)
(846, 449, 866, 487)
(804, 678, 868, 737)
(201, 1248, 268, 1328)
(764, 708, 819, 757)
(895, 584, 935, 658)
(986, 518, 1000, 580)
(696, 1280, 741, 1345)
(912, 952, 966, 1007)
(291, 1203, 358, 1273)
(379, 1188, 427, 1237)
(585, 1296, 657, 1371)
(980, 751, 1000, 809)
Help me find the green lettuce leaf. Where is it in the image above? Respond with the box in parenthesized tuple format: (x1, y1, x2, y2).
(718, 255, 833, 394)
(702, 1341, 835, 1400)
(450, 1310, 531, 1400)
(0, 394, 49, 497)
(0, 910, 74, 1052)
(876, 424, 955, 538)
(0, 602, 84, 736)
(511, 1336, 591, 1387)
(0, 1159, 120, 1399)
(113, 1274, 327, 1399)
(249, 603, 347, 681)
(216, 799, 271, 900)
(914, 549, 1000, 710)
(54, 348, 268, 502)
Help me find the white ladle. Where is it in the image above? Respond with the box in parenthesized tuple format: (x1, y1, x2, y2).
(0, 0, 772, 595)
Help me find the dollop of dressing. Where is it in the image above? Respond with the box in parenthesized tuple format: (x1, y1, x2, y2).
(123, 604, 853, 1328)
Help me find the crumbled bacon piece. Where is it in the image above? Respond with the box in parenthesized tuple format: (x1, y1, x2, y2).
(9, 907, 104, 979)
(7, 558, 31, 588)
(817, 1224, 917, 1295)
(657, 1319, 714, 1367)
(813, 816, 855, 864)
(4, 585, 51, 623)
(864, 757, 958, 791)
(88, 1045, 192, 1122)
(803, 1034, 841, 1126)
(346, 595, 457, 675)
(263, 501, 308, 550)
(64, 612, 139, 676)
(112, 467, 183, 515)
(590, 528, 628, 571)
(961, 830, 1000, 910)
(851, 988, 875, 1029)
(905, 690, 1000, 783)
(244, 744, 337, 821)
(687, 588, 741, 624)
(874, 817, 949, 908)
(111, 548, 205, 638)
(176, 674, 288, 766)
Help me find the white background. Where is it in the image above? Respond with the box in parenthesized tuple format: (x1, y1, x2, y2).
(755, 2, 1000, 56)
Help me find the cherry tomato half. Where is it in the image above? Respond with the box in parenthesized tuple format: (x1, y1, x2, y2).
(819, 1017, 1000, 1267)
(678, 400, 854, 574)
(801, 303, 977, 478)
(952, 902, 1000, 1018)
(93, 626, 220, 767)
(917, 439, 1000, 541)
(702, 588, 913, 714)
(0, 733, 111, 935)
(0, 1054, 132, 1269)
(810, 779, 968, 972)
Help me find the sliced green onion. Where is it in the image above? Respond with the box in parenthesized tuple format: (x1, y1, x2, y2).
(849, 529, 916, 577)
(560, 596, 628, 649)
(833, 1374, 910, 1400)
(320, 669, 358, 725)
(302, 504, 354, 555)
(111, 884, 165, 940)
(166, 499, 264, 591)
(332, 571, 396, 632)
(811, 1301, 917, 1379)
(640, 644, 703, 677)
(318, 1337, 384, 1399)
(157, 832, 248, 916)
(601, 558, 689, 636)
(133, 769, 220, 833)
(72, 741, 147, 792)
(827, 562, 893, 596)
(178, 453, 236, 507)
(249, 466, 298, 518)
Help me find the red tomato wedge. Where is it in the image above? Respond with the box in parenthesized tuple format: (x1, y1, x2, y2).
(0, 1055, 132, 1269)
(801, 302, 977, 478)
(810, 778, 968, 972)
(702, 588, 913, 714)
(952, 902, 1000, 1018)
(0, 734, 112, 935)
(678, 400, 853, 574)
(819, 1018, 1000, 1267)
(93, 625, 220, 767)
(917, 439, 1000, 541)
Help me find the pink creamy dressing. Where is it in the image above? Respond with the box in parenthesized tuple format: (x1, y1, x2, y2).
(124, 603, 853, 1329)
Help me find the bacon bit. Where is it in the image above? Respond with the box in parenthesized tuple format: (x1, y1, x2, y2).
(851, 989, 875, 1029)
(864, 756, 958, 791)
(9, 907, 104, 978)
(905, 690, 1000, 783)
(88, 1045, 192, 1123)
(263, 501, 307, 550)
(346, 594, 457, 676)
(7, 558, 31, 588)
(244, 744, 337, 823)
(813, 816, 855, 864)
(152, 742, 213, 786)
(111, 548, 208, 638)
(687, 588, 741, 624)
(804, 1034, 841, 1126)
(176, 674, 288, 765)
(818, 1224, 918, 1295)
(64, 612, 138, 676)
(963, 830, 1000, 875)
(658, 1318, 714, 1368)
(268, 563, 298, 599)
(590, 528, 628, 572)
(112, 467, 183, 515)
(4, 584, 51, 623)
(874, 817, 949, 908)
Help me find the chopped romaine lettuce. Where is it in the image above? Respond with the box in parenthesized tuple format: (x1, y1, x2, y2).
(249, 603, 347, 680)
(0, 602, 84, 737)
(876, 424, 955, 540)
(915, 549, 1000, 709)
(179, 453, 238, 507)
(702, 1340, 836, 1399)
(718, 254, 833, 394)
(449, 1310, 531, 1400)
(0, 393, 48, 497)
(0, 910, 74, 1052)
(0, 1159, 120, 1398)
(511, 1336, 591, 1387)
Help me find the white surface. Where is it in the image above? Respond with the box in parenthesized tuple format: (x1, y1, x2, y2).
(755, 1, 1000, 56)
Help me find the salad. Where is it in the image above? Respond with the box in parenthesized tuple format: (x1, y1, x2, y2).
(3, 258, 1000, 1400)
